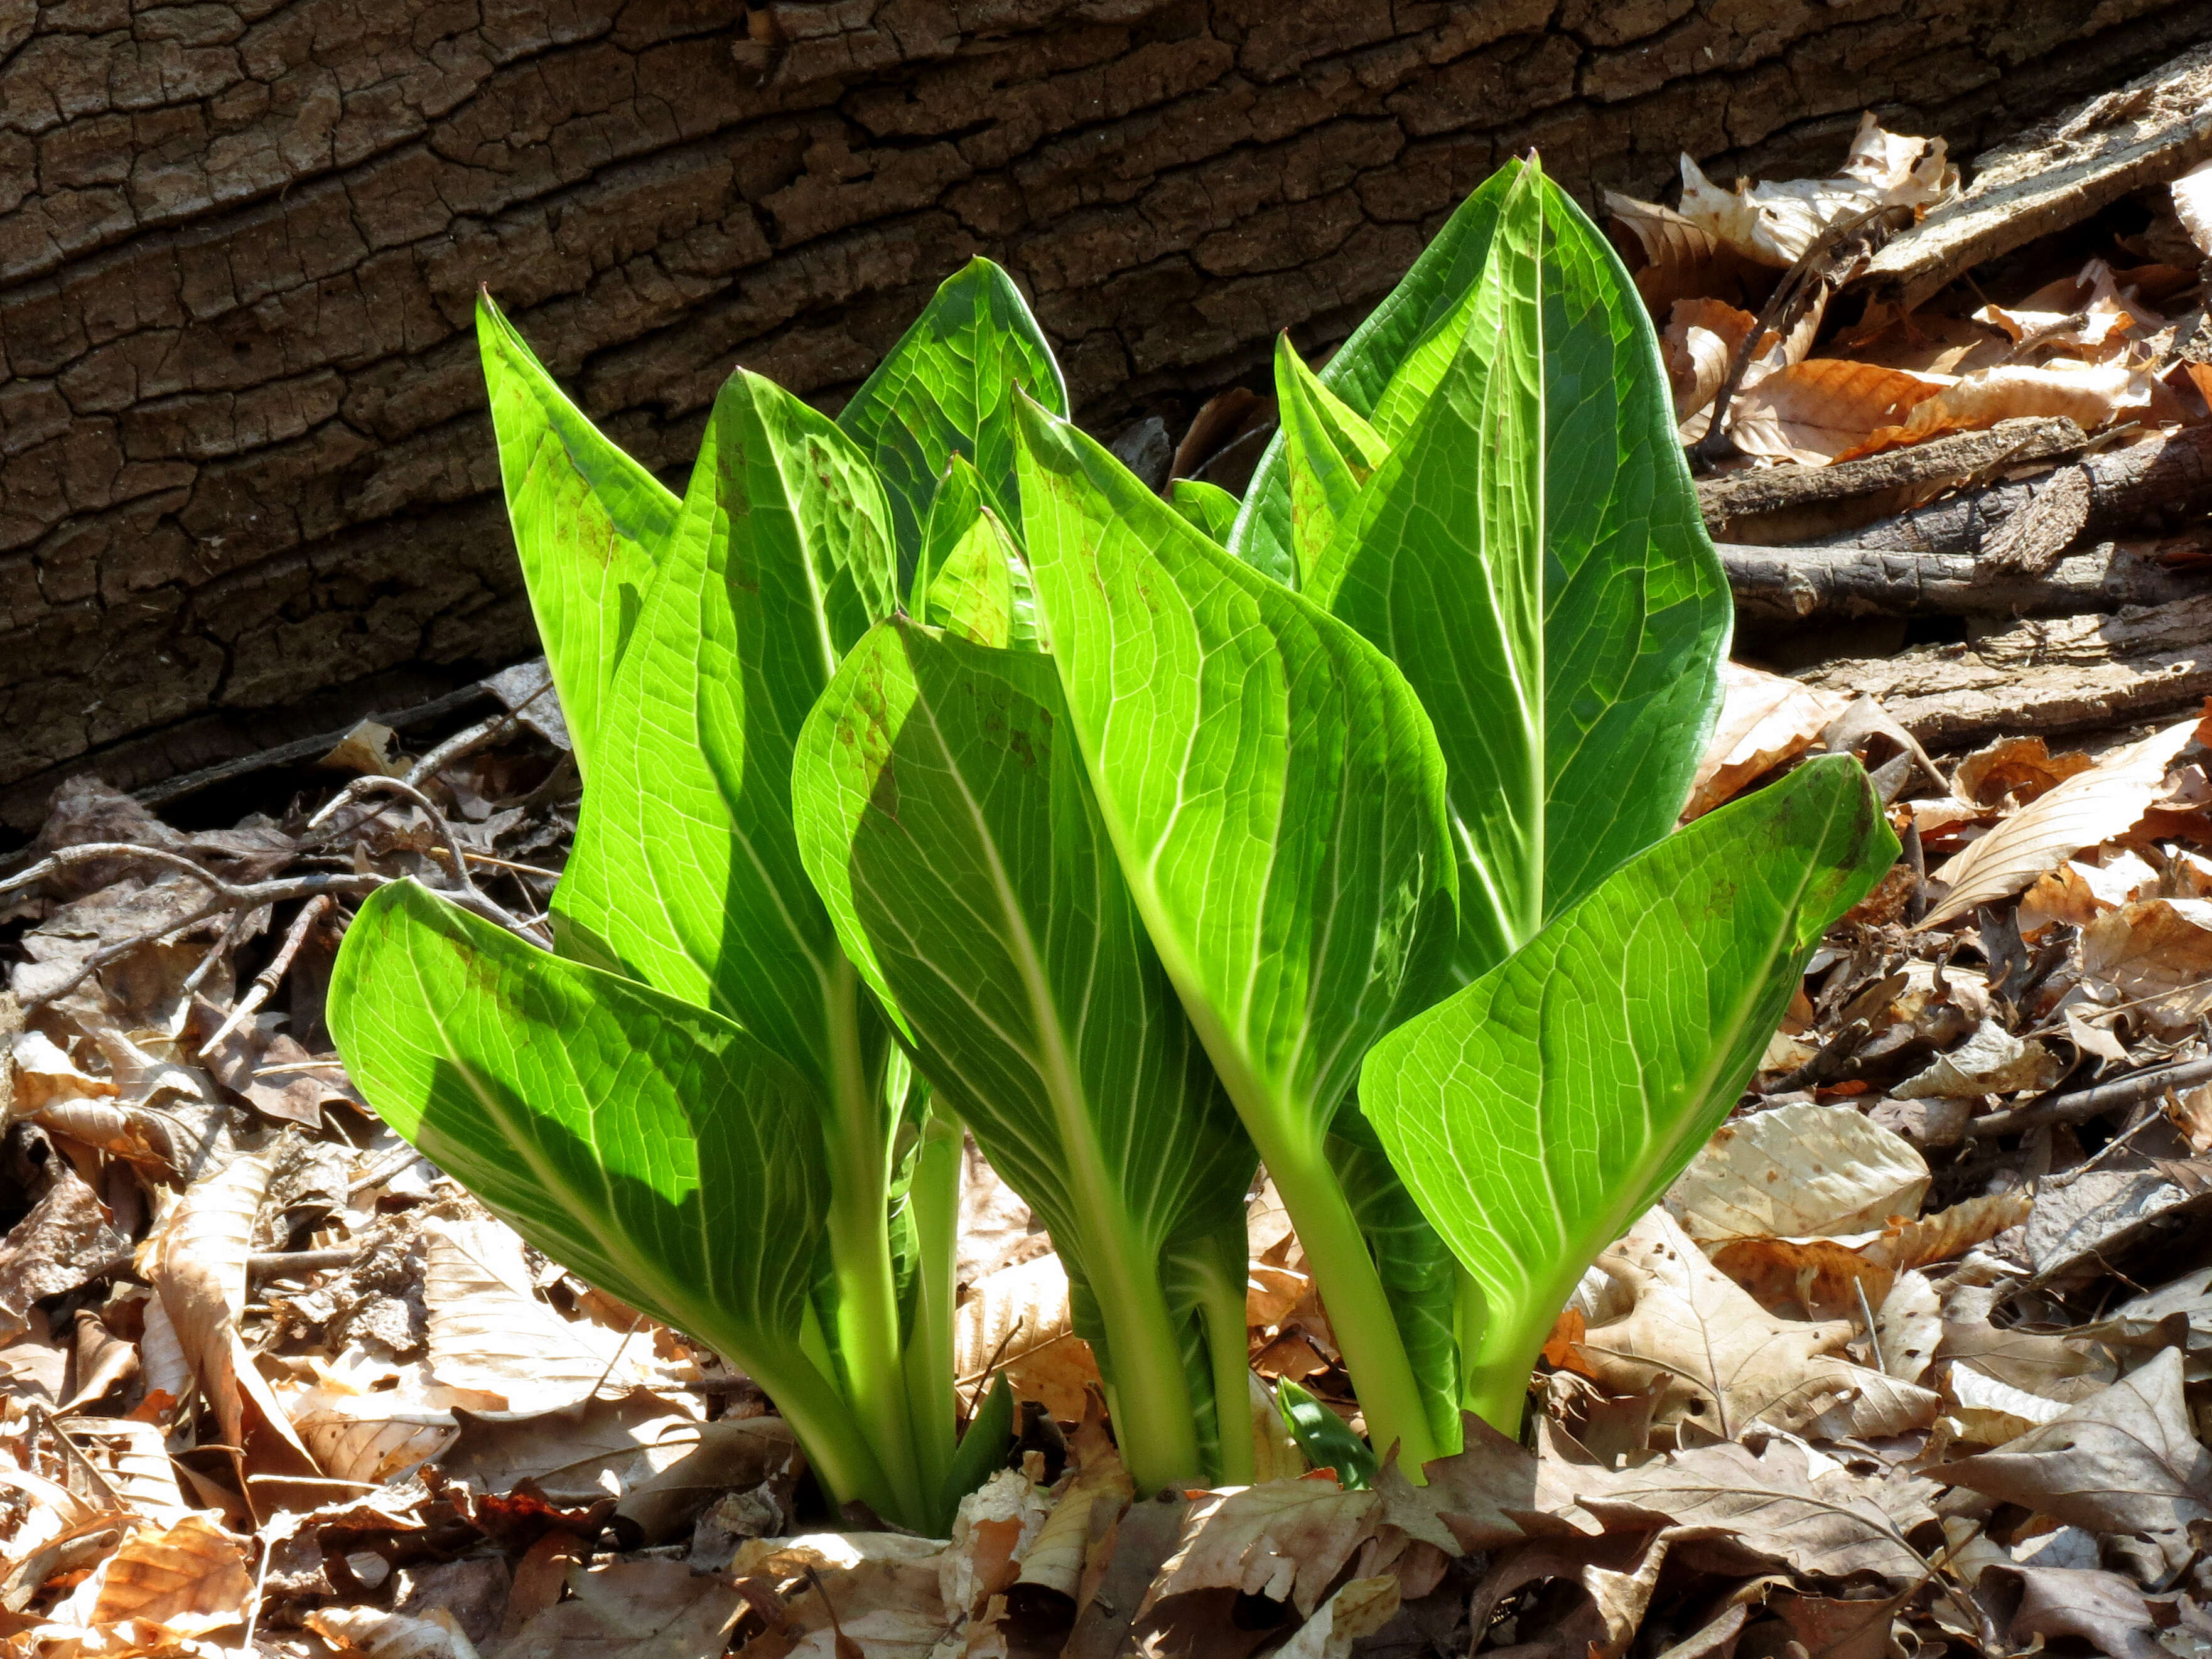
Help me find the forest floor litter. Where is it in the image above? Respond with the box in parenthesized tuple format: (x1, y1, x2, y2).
(6, 40, 2212, 1659)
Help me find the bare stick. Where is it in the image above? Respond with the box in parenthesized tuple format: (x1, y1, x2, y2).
(198, 894, 334, 1057)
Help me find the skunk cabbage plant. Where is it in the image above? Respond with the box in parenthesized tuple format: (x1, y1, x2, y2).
(328, 154, 1894, 1527)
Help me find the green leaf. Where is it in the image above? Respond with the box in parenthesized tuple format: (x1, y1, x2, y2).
(920, 508, 1026, 651)
(477, 293, 679, 778)
(1276, 1378, 1377, 1489)
(1013, 394, 1460, 1468)
(326, 880, 899, 1516)
(837, 259, 1067, 586)
(1274, 335, 1390, 591)
(1228, 168, 1519, 582)
(1168, 479, 1240, 544)
(944, 1375, 1014, 1517)
(1359, 756, 1898, 1432)
(1314, 158, 1731, 984)
(792, 616, 1256, 1490)
(553, 367, 895, 1073)
(916, 456, 1040, 652)
(1310, 162, 1546, 981)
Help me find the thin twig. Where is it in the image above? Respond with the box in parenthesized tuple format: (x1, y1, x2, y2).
(1968, 1054, 2212, 1138)
(1855, 1278, 1886, 1376)
(198, 894, 333, 1057)
(306, 776, 548, 943)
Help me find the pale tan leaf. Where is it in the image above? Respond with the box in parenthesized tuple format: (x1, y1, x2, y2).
(1272, 1574, 1400, 1659)
(422, 1217, 669, 1413)
(83, 1513, 252, 1635)
(1667, 1102, 1929, 1242)
(1017, 1400, 1133, 1599)
(1663, 298, 1759, 436)
(2166, 1083, 2212, 1154)
(2080, 898, 2212, 1031)
(1921, 715, 2202, 926)
(1577, 1437, 1928, 1585)
(1682, 665, 1851, 820)
(500, 1557, 748, 1657)
(1862, 1191, 2033, 1274)
(953, 1252, 1100, 1420)
(279, 1351, 463, 1486)
(1707, 1233, 1894, 1324)
(53, 1417, 190, 1525)
(1935, 1349, 2209, 1577)
(1875, 1270, 1942, 1384)
(1573, 1208, 1938, 1442)
(143, 1151, 267, 1452)
(1944, 1364, 2070, 1447)
(1148, 1476, 1381, 1618)
(1675, 115, 1953, 268)
(1729, 360, 1946, 463)
(308, 1605, 483, 1659)
(1246, 1371, 1307, 1485)
(1893, 1019, 2065, 1098)
(733, 1533, 947, 1658)
(1971, 260, 2159, 361)
(942, 1468, 1050, 1620)
(1843, 360, 2154, 459)
(1601, 193, 1765, 313)
(2169, 156, 2212, 258)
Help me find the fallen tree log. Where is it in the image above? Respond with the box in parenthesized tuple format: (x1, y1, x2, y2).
(1795, 593, 2212, 749)
(4, 2, 2212, 832)
(1812, 427, 2212, 558)
(1722, 540, 2206, 624)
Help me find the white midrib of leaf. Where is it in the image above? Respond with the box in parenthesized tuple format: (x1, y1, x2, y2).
(1482, 787, 1853, 1352)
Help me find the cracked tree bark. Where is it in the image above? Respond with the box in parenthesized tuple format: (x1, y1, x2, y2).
(3, 0, 2209, 829)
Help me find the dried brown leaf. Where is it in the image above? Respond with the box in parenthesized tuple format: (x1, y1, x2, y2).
(1842, 360, 2155, 459)
(1571, 1209, 1937, 1442)
(81, 1513, 252, 1635)
(1668, 1102, 1928, 1241)
(308, 1605, 484, 1659)
(1148, 1476, 1380, 1618)
(1675, 115, 1955, 267)
(2170, 155, 2212, 259)
(1729, 359, 1945, 464)
(1271, 1574, 1399, 1659)
(2080, 897, 2212, 1031)
(1682, 665, 1850, 820)
(1933, 1348, 2210, 1577)
(1921, 714, 2202, 926)
(0, 1166, 126, 1342)
(1602, 194, 1766, 313)
(1862, 1190, 2033, 1274)
(952, 1251, 1100, 1420)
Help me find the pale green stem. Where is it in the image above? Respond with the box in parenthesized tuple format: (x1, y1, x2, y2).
(708, 1326, 900, 1521)
(823, 962, 929, 1527)
(1457, 1282, 1555, 1438)
(1190, 1235, 1258, 1486)
(1261, 1130, 1442, 1476)
(905, 1105, 963, 1527)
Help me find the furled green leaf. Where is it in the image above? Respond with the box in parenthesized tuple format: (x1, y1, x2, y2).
(477, 293, 679, 777)
(1276, 1377, 1377, 1488)
(792, 616, 1256, 1489)
(916, 456, 1040, 650)
(1168, 478, 1240, 544)
(837, 259, 1066, 585)
(326, 880, 901, 1516)
(1014, 394, 1461, 1467)
(1359, 756, 1897, 1431)
(552, 367, 896, 1078)
(1229, 168, 1518, 581)
(1275, 335, 1389, 587)
(1313, 157, 1730, 985)
(943, 1376, 1014, 1517)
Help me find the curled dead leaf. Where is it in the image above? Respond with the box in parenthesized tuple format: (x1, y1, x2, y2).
(1682, 665, 1850, 820)
(1728, 359, 1946, 464)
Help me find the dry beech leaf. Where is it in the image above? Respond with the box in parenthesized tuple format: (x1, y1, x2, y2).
(1952, 736, 2096, 807)
(1843, 360, 2154, 459)
(1602, 193, 1766, 313)
(1675, 115, 1954, 268)
(1875, 1270, 1942, 1384)
(78, 1513, 252, 1635)
(1708, 1234, 1895, 1325)
(278, 1350, 463, 1485)
(2166, 1084, 2212, 1154)
(0, 1164, 127, 1342)
(1682, 665, 1850, 820)
(308, 1605, 485, 1659)
(1572, 1208, 1937, 1443)
(1663, 298, 1760, 438)
(1922, 715, 2202, 927)
(1972, 261, 2161, 362)
(501, 1557, 749, 1658)
(953, 1251, 1101, 1420)
(1934, 1348, 2210, 1576)
(1017, 1399, 1133, 1601)
(2169, 156, 2212, 259)
(944, 1467, 1051, 1621)
(1944, 1364, 2071, 1446)
(422, 1217, 672, 1414)
(1864, 1190, 2032, 1275)
(54, 1417, 191, 1525)
(1728, 359, 1946, 463)
(1667, 1102, 1928, 1242)
(1893, 1019, 2065, 1098)
(2080, 898, 2212, 1031)
(1146, 1476, 1381, 1619)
